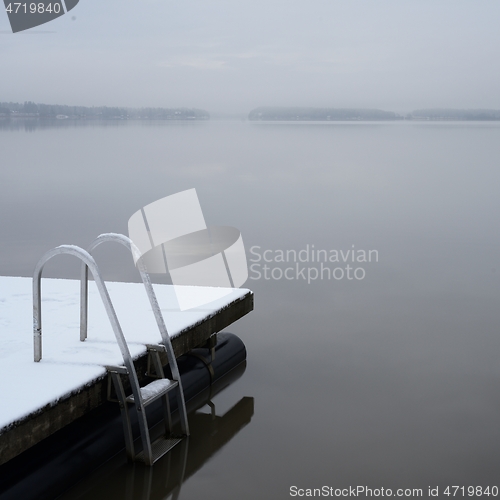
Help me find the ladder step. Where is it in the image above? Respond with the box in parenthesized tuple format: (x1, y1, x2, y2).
(135, 436, 183, 464)
(126, 378, 178, 406)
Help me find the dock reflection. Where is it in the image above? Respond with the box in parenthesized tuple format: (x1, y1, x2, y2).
(60, 363, 254, 500)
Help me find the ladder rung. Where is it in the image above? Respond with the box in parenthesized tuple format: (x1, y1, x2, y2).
(135, 436, 183, 464)
(126, 378, 178, 405)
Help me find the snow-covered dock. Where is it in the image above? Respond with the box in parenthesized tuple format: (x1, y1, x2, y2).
(0, 276, 253, 465)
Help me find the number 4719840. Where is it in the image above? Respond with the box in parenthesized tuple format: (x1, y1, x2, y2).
(443, 486, 499, 497)
(5, 3, 62, 14)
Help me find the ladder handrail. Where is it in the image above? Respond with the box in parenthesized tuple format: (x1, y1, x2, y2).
(80, 233, 182, 383)
(81, 233, 190, 440)
(32, 245, 144, 409)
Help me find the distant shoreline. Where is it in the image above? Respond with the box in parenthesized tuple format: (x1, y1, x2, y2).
(3, 103, 500, 123)
(248, 107, 500, 122)
(0, 115, 209, 121)
(0, 101, 210, 121)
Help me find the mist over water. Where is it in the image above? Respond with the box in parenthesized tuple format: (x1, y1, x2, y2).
(1, 121, 500, 498)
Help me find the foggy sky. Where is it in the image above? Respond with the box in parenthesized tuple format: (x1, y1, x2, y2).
(1, 0, 500, 114)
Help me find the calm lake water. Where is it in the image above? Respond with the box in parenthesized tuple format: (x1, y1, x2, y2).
(1, 120, 500, 499)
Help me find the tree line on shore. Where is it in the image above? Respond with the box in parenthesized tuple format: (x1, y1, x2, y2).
(248, 107, 500, 121)
(2, 102, 500, 122)
(0, 101, 210, 120)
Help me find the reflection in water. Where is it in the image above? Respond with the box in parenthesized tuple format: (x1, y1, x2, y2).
(60, 364, 254, 500)
(124, 439, 187, 500)
(0, 118, 205, 132)
(0, 118, 131, 132)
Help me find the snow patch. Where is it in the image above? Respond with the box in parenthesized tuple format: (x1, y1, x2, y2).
(0, 276, 249, 430)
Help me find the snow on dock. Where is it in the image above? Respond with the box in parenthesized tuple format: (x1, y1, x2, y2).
(0, 276, 253, 464)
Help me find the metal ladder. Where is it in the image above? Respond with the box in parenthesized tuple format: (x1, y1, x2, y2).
(81, 233, 190, 464)
(33, 242, 189, 466)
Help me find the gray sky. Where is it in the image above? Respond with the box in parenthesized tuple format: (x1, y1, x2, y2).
(1, 0, 500, 114)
